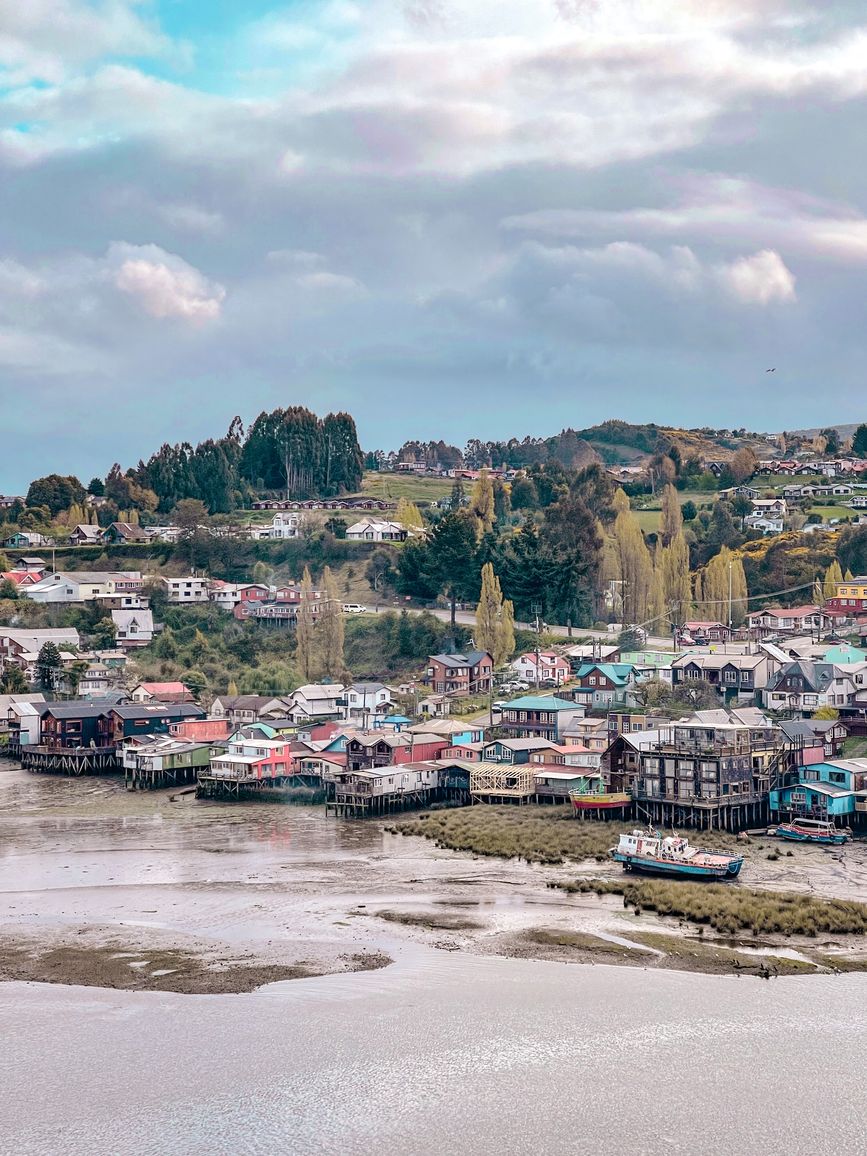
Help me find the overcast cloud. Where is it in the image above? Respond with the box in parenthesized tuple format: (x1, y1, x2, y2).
(0, 0, 865, 486)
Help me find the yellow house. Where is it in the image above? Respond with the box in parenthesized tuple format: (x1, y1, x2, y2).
(836, 579, 867, 599)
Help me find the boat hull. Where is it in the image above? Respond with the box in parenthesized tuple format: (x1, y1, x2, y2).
(775, 826, 848, 846)
(611, 851, 743, 879)
(571, 794, 630, 812)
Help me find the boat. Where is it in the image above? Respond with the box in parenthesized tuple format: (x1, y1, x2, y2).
(773, 818, 851, 846)
(569, 779, 631, 813)
(610, 828, 744, 879)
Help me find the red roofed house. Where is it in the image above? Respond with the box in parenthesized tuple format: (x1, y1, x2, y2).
(680, 621, 730, 644)
(1, 571, 43, 588)
(131, 681, 195, 704)
(747, 606, 830, 636)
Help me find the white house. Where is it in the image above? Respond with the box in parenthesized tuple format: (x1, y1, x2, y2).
(111, 609, 154, 648)
(751, 498, 788, 518)
(250, 512, 301, 541)
(345, 519, 407, 542)
(744, 514, 784, 534)
(161, 576, 209, 603)
(509, 651, 571, 686)
(343, 682, 394, 722)
(287, 683, 345, 721)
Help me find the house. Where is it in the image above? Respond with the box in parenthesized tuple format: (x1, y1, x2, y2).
(498, 695, 585, 741)
(751, 498, 787, 518)
(205, 735, 296, 782)
(561, 715, 610, 751)
(344, 732, 413, 771)
(0, 627, 80, 668)
(67, 524, 104, 546)
(287, 684, 345, 722)
(671, 653, 770, 698)
(763, 661, 854, 714)
(825, 576, 867, 618)
(0, 693, 45, 744)
(481, 737, 561, 763)
(12, 557, 47, 575)
(24, 571, 144, 604)
(170, 717, 233, 742)
(38, 703, 113, 750)
(0, 569, 44, 590)
(769, 760, 867, 822)
(633, 715, 782, 815)
(345, 519, 407, 542)
(111, 609, 154, 648)
(103, 522, 148, 544)
(3, 532, 48, 549)
(342, 682, 393, 723)
(680, 622, 730, 645)
(208, 582, 271, 610)
(406, 718, 484, 744)
(131, 681, 194, 704)
(571, 663, 636, 708)
(250, 512, 301, 541)
(210, 695, 291, 725)
(105, 703, 205, 746)
(747, 606, 829, 636)
(563, 642, 621, 668)
(161, 576, 210, 603)
(509, 651, 570, 686)
(744, 514, 784, 534)
(424, 651, 493, 697)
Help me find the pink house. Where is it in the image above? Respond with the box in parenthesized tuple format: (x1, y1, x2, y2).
(510, 651, 571, 686)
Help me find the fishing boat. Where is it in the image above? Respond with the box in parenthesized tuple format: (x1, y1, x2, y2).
(569, 775, 630, 813)
(773, 818, 851, 846)
(610, 828, 744, 879)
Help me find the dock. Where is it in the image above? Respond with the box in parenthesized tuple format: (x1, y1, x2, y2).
(21, 746, 118, 776)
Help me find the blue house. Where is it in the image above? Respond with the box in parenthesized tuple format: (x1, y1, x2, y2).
(769, 760, 867, 821)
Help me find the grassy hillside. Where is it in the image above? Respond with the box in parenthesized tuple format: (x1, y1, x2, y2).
(578, 420, 772, 465)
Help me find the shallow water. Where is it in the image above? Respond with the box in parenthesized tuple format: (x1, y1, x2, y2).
(1, 768, 866, 1155)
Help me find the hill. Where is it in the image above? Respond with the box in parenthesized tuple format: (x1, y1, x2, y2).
(576, 420, 772, 465)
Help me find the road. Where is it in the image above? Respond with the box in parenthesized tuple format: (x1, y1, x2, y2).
(368, 602, 675, 651)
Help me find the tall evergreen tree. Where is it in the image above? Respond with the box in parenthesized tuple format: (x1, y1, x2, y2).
(823, 560, 843, 601)
(660, 484, 682, 547)
(475, 563, 515, 666)
(296, 566, 316, 682)
(317, 566, 345, 679)
(469, 470, 495, 535)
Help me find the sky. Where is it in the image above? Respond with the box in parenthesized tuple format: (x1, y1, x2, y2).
(1, 1, 867, 489)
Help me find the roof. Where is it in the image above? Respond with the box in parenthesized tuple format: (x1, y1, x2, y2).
(135, 681, 190, 695)
(40, 703, 108, 719)
(487, 737, 558, 751)
(292, 684, 344, 700)
(757, 606, 819, 619)
(213, 695, 274, 709)
(575, 663, 633, 685)
(110, 704, 204, 720)
(673, 653, 765, 670)
(766, 660, 835, 693)
(429, 650, 490, 668)
(503, 695, 578, 711)
(785, 781, 854, 798)
(350, 682, 389, 694)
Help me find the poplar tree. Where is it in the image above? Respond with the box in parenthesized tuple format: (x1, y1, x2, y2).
(475, 563, 515, 666)
(317, 565, 345, 679)
(698, 547, 748, 626)
(296, 566, 316, 682)
(611, 489, 653, 625)
(469, 470, 495, 536)
(660, 532, 692, 623)
(395, 498, 424, 530)
(659, 484, 682, 547)
(822, 560, 843, 601)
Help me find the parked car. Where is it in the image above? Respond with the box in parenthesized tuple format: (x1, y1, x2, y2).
(342, 603, 368, 613)
(512, 680, 530, 691)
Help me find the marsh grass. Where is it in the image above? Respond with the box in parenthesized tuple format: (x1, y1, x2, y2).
(391, 806, 750, 866)
(558, 878, 867, 937)
(377, 910, 483, 932)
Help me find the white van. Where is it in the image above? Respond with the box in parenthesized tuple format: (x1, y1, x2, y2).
(342, 603, 368, 614)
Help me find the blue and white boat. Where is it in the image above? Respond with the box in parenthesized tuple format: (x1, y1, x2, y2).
(611, 829, 744, 880)
(773, 819, 850, 846)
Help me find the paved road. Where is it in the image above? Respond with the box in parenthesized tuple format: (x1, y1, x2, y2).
(369, 602, 675, 651)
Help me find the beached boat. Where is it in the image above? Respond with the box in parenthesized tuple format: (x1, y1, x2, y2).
(569, 781, 631, 812)
(610, 828, 744, 879)
(772, 818, 851, 846)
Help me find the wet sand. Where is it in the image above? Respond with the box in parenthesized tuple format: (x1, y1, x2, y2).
(1, 764, 865, 988)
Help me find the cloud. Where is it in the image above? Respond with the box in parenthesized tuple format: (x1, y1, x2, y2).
(717, 249, 796, 304)
(111, 244, 225, 321)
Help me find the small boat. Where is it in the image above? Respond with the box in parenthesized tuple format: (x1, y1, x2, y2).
(773, 819, 851, 846)
(610, 828, 744, 880)
(569, 783, 631, 812)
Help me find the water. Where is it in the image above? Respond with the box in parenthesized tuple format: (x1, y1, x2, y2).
(1, 767, 865, 1155)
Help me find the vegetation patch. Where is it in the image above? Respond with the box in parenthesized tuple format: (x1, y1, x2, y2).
(391, 805, 750, 866)
(557, 877, 867, 937)
(376, 909, 483, 932)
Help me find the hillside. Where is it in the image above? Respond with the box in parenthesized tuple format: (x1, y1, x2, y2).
(577, 420, 773, 465)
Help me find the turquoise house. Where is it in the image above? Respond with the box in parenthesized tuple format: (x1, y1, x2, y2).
(769, 760, 867, 821)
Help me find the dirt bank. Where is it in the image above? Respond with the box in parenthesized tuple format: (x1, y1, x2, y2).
(0, 928, 391, 995)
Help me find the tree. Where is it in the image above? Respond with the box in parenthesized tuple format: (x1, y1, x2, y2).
(0, 579, 18, 601)
(395, 498, 424, 531)
(469, 470, 495, 535)
(681, 500, 697, 522)
(91, 617, 117, 650)
(475, 563, 515, 666)
(727, 447, 758, 485)
(696, 547, 748, 626)
(659, 484, 682, 547)
(317, 565, 345, 679)
(26, 474, 86, 516)
(171, 498, 209, 533)
(823, 560, 843, 601)
(366, 550, 397, 594)
(428, 513, 480, 630)
(36, 642, 62, 693)
(812, 706, 840, 720)
(448, 478, 466, 511)
(88, 477, 105, 496)
(0, 666, 29, 694)
(611, 490, 653, 625)
(820, 427, 841, 457)
(184, 670, 208, 699)
(296, 566, 316, 682)
(852, 424, 867, 459)
(660, 532, 692, 625)
(509, 477, 538, 511)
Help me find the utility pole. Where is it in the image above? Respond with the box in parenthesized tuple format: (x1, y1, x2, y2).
(531, 601, 542, 690)
(728, 556, 733, 634)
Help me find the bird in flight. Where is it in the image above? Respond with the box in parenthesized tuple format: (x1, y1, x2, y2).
(765, 367, 776, 373)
